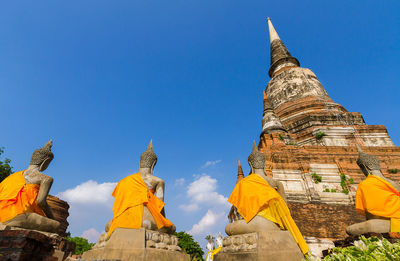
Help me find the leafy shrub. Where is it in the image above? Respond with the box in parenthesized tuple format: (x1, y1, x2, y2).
(311, 173, 322, 184)
(0, 147, 13, 182)
(340, 174, 352, 194)
(65, 234, 95, 255)
(279, 134, 285, 141)
(175, 231, 204, 261)
(315, 131, 326, 140)
(389, 169, 398, 174)
(303, 236, 400, 261)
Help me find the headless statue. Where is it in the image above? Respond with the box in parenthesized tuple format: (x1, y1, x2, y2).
(226, 142, 308, 254)
(0, 140, 60, 233)
(346, 145, 400, 236)
(104, 141, 175, 239)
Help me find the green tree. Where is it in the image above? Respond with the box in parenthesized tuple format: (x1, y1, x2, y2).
(0, 147, 13, 182)
(174, 231, 204, 261)
(65, 233, 95, 255)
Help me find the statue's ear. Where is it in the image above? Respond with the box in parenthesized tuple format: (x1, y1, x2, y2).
(249, 162, 254, 174)
(39, 158, 52, 172)
(150, 160, 156, 173)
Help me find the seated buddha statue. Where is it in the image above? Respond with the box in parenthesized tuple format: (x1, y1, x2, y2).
(105, 141, 176, 239)
(346, 145, 400, 236)
(0, 140, 60, 233)
(225, 142, 308, 255)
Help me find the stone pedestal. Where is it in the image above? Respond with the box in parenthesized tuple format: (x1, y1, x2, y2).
(82, 228, 190, 261)
(0, 225, 75, 261)
(214, 231, 304, 261)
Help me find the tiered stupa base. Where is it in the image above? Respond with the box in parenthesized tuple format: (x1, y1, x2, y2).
(214, 231, 304, 261)
(82, 228, 190, 261)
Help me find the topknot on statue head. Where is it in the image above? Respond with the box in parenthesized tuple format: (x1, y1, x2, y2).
(139, 140, 158, 169)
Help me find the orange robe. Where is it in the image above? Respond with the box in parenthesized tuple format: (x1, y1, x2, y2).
(355, 175, 400, 232)
(107, 173, 174, 237)
(0, 171, 45, 222)
(228, 174, 309, 254)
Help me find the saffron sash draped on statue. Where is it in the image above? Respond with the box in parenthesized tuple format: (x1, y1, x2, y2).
(228, 174, 308, 254)
(0, 171, 45, 222)
(355, 175, 400, 232)
(206, 246, 222, 260)
(107, 173, 174, 237)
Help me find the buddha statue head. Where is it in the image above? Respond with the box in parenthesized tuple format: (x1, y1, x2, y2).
(139, 140, 158, 172)
(248, 141, 266, 173)
(30, 140, 54, 171)
(356, 144, 381, 177)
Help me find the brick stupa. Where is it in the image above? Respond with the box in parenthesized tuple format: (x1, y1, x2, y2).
(257, 18, 400, 240)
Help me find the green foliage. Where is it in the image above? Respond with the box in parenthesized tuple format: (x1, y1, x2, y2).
(303, 236, 400, 261)
(389, 169, 398, 174)
(323, 188, 337, 193)
(279, 134, 285, 141)
(311, 173, 322, 184)
(340, 174, 351, 195)
(175, 231, 204, 261)
(65, 234, 95, 255)
(0, 147, 13, 183)
(205, 235, 214, 241)
(315, 131, 326, 140)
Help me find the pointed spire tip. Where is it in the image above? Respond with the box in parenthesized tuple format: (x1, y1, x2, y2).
(147, 140, 153, 150)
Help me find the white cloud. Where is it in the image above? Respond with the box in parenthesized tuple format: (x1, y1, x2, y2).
(57, 180, 117, 204)
(179, 203, 199, 212)
(57, 180, 117, 240)
(188, 210, 225, 235)
(202, 160, 221, 168)
(174, 178, 185, 187)
(187, 175, 228, 205)
(179, 175, 229, 213)
(81, 228, 101, 243)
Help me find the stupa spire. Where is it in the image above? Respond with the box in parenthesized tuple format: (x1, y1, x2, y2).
(267, 18, 300, 77)
(237, 159, 244, 183)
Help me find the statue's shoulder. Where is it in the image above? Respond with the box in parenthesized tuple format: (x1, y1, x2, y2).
(23, 170, 52, 185)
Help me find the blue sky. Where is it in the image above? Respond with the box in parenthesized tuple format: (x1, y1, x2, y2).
(1, 0, 399, 247)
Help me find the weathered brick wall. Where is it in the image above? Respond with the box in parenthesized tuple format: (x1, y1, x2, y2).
(288, 202, 365, 240)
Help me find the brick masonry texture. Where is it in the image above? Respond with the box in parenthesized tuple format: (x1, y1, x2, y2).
(287, 202, 365, 239)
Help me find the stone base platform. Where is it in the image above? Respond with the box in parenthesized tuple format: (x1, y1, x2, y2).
(0, 226, 75, 261)
(214, 231, 304, 261)
(82, 228, 190, 261)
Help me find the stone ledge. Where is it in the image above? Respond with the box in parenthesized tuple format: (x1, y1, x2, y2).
(83, 228, 189, 261)
(0, 227, 75, 261)
(214, 231, 304, 261)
